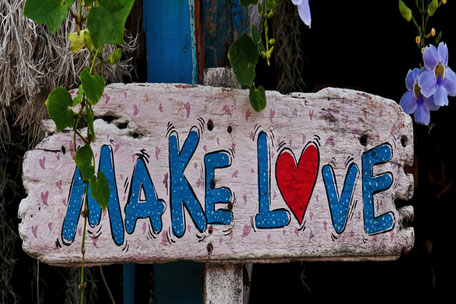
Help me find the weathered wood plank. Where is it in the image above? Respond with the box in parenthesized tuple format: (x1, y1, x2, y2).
(18, 84, 414, 266)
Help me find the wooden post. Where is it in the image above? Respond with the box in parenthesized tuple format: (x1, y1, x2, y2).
(203, 264, 244, 304)
(203, 68, 245, 304)
(123, 263, 136, 303)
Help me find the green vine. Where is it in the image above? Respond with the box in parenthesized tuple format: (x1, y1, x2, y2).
(399, 0, 445, 51)
(228, 0, 279, 112)
(23, 0, 135, 302)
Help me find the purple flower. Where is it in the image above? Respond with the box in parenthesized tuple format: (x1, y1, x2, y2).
(418, 42, 456, 106)
(291, 0, 311, 28)
(400, 68, 438, 125)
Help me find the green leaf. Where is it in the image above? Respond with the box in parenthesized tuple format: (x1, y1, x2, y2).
(89, 172, 110, 210)
(249, 84, 266, 112)
(69, 30, 87, 53)
(228, 32, 259, 87)
(67, 29, 95, 53)
(74, 145, 95, 182)
(87, 0, 135, 48)
(85, 106, 95, 142)
(251, 24, 260, 44)
(435, 31, 442, 44)
(251, 24, 266, 54)
(80, 68, 105, 105)
(265, 0, 278, 11)
(24, 0, 75, 34)
(240, 0, 258, 6)
(109, 49, 122, 64)
(84, 30, 95, 52)
(427, 0, 438, 17)
(399, 0, 412, 22)
(72, 85, 83, 107)
(45, 87, 74, 131)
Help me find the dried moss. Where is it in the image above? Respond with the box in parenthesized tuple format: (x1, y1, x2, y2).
(272, 0, 307, 94)
(0, 0, 136, 148)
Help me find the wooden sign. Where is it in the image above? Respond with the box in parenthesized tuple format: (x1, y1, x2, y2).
(19, 84, 415, 266)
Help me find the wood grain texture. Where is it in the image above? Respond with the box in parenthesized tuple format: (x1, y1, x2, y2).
(19, 84, 414, 266)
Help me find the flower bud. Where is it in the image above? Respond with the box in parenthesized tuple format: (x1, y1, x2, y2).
(415, 36, 421, 45)
(428, 0, 438, 16)
(443, 0, 447, 5)
(431, 28, 436, 37)
(399, 0, 412, 22)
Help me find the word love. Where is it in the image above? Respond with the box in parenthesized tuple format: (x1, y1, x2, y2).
(62, 129, 395, 247)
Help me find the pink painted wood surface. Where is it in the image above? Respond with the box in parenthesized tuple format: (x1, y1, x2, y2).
(19, 84, 414, 266)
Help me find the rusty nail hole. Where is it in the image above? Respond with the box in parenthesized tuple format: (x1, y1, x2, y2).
(208, 225, 213, 234)
(61, 145, 66, 154)
(401, 135, 408, 147)
(359, 134, 368, 146)
(207, 119, 214, 131)
(210, 179, 216, 189)
(207, 243, 213, 255)
(227, 126, 232, 134)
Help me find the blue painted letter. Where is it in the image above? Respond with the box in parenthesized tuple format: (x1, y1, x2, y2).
(362, 144, 395, 235)
(323, 163, 359, 234)
(169, 130, 207, 237)
(255, 131, 290, 228)
(125, 157, 166, 234)
(62, 145, 124, 246)
(205, 151, 233, 225)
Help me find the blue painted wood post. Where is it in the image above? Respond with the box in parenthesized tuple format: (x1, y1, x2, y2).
(141, 1, 201, 303)
(144, 0, 198, 84)
(123, 264, 136, 303)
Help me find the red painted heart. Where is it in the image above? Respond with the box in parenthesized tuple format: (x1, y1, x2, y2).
(275, 143, 319, 224)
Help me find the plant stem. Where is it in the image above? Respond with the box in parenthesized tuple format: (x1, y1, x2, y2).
(73, 119, 79, 153)
(264, 18, 270, 65)
(90, 47, 101, 75)
(80, 189, 89, 304)
(75, 129, 88, 144)
(77, 0, 83, 35)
